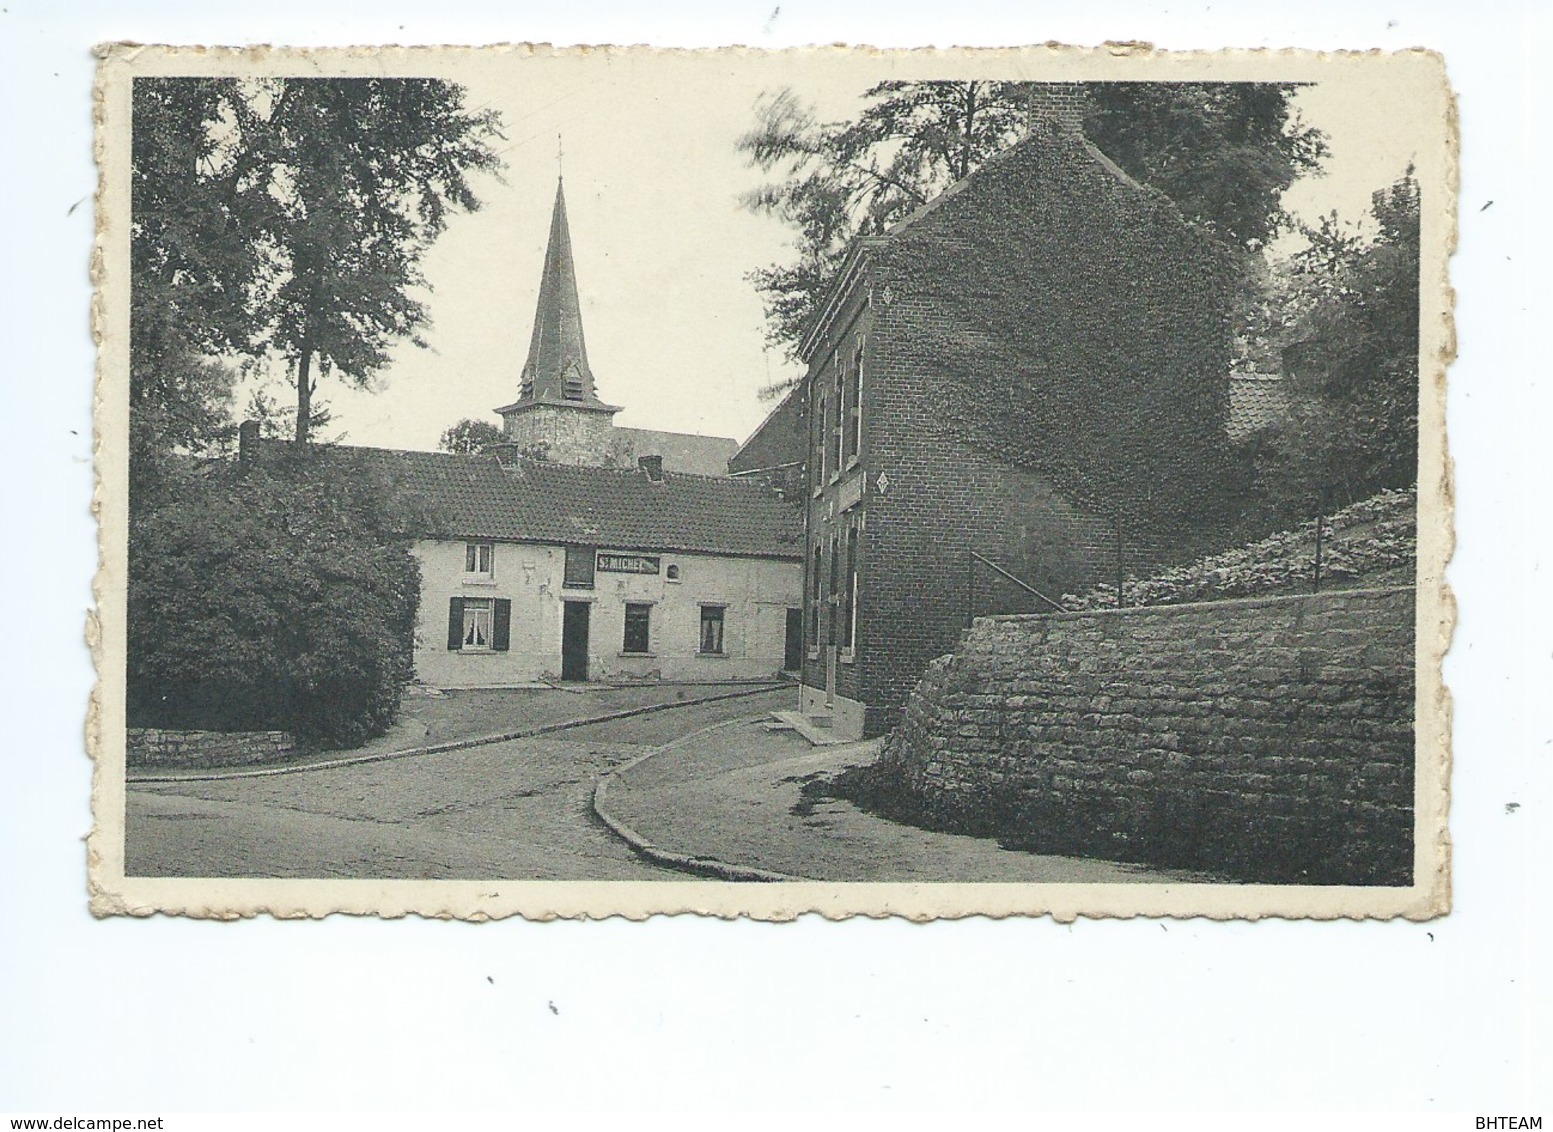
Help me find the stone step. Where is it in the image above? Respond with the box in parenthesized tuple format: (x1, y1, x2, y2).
(770, 709, 853, 747)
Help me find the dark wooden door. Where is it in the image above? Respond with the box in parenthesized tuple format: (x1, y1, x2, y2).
(561, 601, 590, 681)
(784, 607, 804, 672)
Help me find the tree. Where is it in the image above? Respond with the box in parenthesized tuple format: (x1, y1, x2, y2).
(244, 80, 504, 443)
(130, 78, 254, 501)
(438, 417, 504, 455)
(739, 81, 1326, 359)
(127, 456, 422, 749)
(739, 81, 1037, 357)
(1080, 83, 1328, 249)
(1258, 169, 1421, 513)
(131, 78, 504, 447)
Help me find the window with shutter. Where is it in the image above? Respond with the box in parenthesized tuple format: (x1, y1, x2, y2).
(460, 598, 494, 650)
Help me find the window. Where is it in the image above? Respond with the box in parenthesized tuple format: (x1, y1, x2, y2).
(623, 603, 652, 654)
(562, 362, 585, 401)
(809, 543, 823, 644)
(842, 524, 858, 649)
(847, 341, 864, 463)
(564, 546, 596, 589)
(465, 541, 494, 578)
(665, 563, 680, 581)
(828, 535, 841, 645)
(447, 597, 511, 652)
(464, 599, 492, 648)
(833, 347, 846, 477)
(815, 387, 830, 487)
(699, 605, 725, 655)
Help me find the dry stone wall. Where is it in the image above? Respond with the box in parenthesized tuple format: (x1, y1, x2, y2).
(873, 586, 1415, 885)
(128, 728, 297, 769)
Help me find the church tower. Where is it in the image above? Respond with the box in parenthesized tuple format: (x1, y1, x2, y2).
(495, 177, 622, 464)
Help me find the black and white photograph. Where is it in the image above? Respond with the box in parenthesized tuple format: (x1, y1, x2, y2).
(91, 44, 1451, 920)
(5, 0, 1551, 1121)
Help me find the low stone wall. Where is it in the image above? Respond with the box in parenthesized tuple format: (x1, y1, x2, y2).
(127, 727, 298, 769)
(872, 587, 1415, 885)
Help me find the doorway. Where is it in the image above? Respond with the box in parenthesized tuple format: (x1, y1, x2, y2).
(783, 608, 804, 673)
(561, 601, 590, 681)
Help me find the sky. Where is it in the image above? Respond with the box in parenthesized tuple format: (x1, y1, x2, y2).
(222, 50, 1437, 454)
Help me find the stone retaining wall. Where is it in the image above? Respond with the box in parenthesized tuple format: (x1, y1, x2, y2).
(127, 727, 298, 769)
(872, 586, 1415, 885)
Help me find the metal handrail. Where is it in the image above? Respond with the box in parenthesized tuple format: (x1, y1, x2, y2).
(969, 550, 1066, 613)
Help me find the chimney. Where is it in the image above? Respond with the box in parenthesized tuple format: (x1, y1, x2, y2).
(638, 454, 664, 483)
(238, 420, 260, 465)
(1026, 83, 1090, 134)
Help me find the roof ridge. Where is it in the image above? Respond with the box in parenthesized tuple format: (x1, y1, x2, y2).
(497, 458, 769, 487)
(246, 439, 803, 559)
(614, 423, 738, 442)
(734, 382, 803, 452)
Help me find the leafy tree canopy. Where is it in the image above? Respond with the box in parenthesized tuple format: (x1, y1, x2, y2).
(1080, 83, 1328, 247)
(739, 80, 1327, 361)
(131, 76, 505, 453)
(1256, 169, 1421, 513)
(438, 417, 505, 455)
(130, 78, 250, 499)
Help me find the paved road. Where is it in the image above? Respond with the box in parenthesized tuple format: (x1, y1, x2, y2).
(603, 718, 1205, 883)
(125, 690, 791, 880)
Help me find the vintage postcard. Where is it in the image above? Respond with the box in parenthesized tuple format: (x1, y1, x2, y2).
(90, 42, 1454, 920)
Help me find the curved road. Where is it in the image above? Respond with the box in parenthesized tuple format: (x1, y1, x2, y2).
(125, 690, 791, 881)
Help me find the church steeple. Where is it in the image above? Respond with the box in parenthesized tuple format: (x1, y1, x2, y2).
(500, 177, 619, 414)
(494, 175, 622, 465)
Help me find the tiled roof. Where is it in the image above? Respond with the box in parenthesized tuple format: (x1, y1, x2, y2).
(257, 440, 803, 559)
(1228, 373, 1290, 440)
(729, 384, 805, 474)
(611, 427, 739, 478)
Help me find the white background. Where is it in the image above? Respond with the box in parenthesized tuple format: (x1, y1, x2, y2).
(1, 0, 1548, 1116)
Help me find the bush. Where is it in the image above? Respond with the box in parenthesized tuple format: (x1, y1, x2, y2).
(127, 453, 421, 749)
(1061, 486, 1415, 610)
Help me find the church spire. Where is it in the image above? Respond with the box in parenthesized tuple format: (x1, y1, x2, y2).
(507, 177, 616, 412)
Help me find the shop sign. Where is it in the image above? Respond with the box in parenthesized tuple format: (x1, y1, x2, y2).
(597, 552, 661, 575)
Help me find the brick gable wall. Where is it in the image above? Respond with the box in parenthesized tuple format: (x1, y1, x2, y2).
(873, 129, 1232, 534)
(829, 131, 1232, 734)
(797, 129, 1233, 736)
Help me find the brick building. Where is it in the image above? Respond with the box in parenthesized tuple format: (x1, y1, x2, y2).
(734, 121, 1233, 738)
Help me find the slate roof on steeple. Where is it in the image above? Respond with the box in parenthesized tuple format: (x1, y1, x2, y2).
(497, 178, 620, 416)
